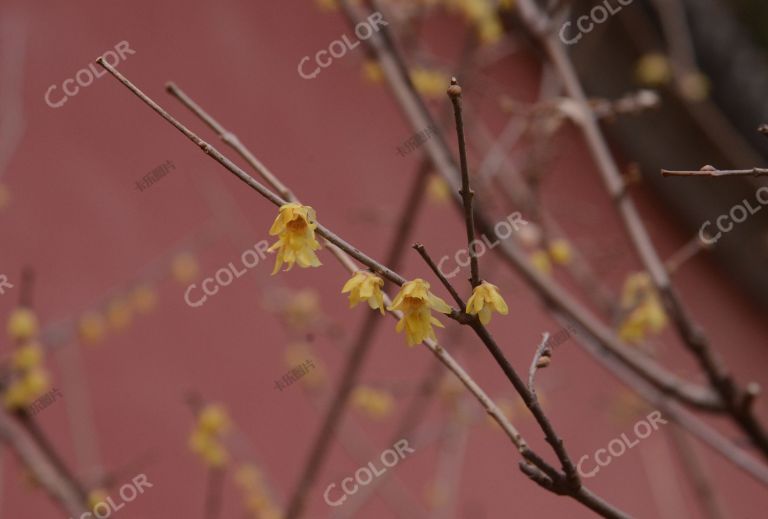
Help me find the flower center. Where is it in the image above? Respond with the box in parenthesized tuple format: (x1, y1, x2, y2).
(287, 217, 308, 232)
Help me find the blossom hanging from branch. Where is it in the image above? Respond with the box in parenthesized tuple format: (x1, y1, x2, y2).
(268, 203, 322, 274)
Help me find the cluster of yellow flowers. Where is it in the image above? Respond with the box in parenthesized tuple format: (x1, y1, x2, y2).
(352, 386, 396, 419)
(77, 252, 198, 345)
(235, 464, 283, 519)
(188, 404, 231, 467)
(269, 203, 510, 345)
(444, 0, 508, 44)
(617, 272, 668, 344)
(4, 308, 51, 410)
(529, 238, 574, 276)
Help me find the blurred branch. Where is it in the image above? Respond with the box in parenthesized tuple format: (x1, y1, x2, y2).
(662, 166, 768, 177)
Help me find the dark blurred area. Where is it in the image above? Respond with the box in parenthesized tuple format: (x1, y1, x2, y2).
(569, 0, 768, 308)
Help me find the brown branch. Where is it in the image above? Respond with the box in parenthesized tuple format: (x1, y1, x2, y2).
(448, 77, 481, 288)
(98, 47, 621, 519)
(662, 166, 768, 177)
(204, 467, 225, 519)
(413, 243, 465, 309)
(514, 0, 768, 459)
(529, 332, 552, 394)
(0, 410, 87, 517)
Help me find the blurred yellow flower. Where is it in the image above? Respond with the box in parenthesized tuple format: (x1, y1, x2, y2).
(342, 271, 385, 314)
(78, 312, 107, 345)
(189, 404, 231, 468)
(268, 203, 322, 274)
(635, 53, 671, 86)
(198, 404, 231, 434)
(88, 489, 108, 510)
(12, 342, 43, 370)
(131, 284, 157, 314)
(466, 281, 508, 325)
(618, 272, 667, 343)
(548, 238, 573, 266)
(679, 72, 710, 102)
(171, 252, 199, 284)
(529, 249, 552, 275)
(388, 279, 452, 346)
(427, 174, 451, 204)
(362, 60, 384, 83)
(7, 308, 38, 341)
(106, 298, 133, 330)
(352, 386, 395, 419)
(410, 68, 450, 99)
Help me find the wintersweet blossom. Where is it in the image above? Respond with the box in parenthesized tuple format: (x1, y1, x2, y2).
(388, 279, 452, 346)
(268, 203, 322, 274)
(342, 271, 385, 314)
(618, 272, 667, 343)
(466, 281, 509, 325)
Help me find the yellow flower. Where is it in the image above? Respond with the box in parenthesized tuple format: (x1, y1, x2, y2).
(200, 441, 229, 467)
(198, 404, 231, 434)
(78, 312, 107, 345)
(352, 386, 395, 420)
(427, 174, 451, 205)
(283, 289, 321, 330)
(131, 285, 157, 314)
(12, 343, 44, 370)
(235, 464, 264, 490)
(171, 252, 199, 284)
(284, 343, 325, 388)
(465, 281, 508, 325)
(388, 279, 452, 346)
(529, 249, 552, 275)
(268, 203, 322, 274)
(7, 308, 38, 341)
(3, 381, 29, 409)
(618, 272, 667, 343)
(362, 60, 384, 84)
(342, 271, 385, 314)
(635, 53, 671, 86)
(315, 0, 337, 10)
(410, 68, 450, 99)
(106, 298, 132, 330)
(22, 368, 50, 398)
(88, 489, 108, 510)
(548, 239, 573, 265)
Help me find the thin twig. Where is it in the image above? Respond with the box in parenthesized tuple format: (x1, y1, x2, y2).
(98, 50, 620, 519)
(204, 468, 225, 519)
(529, 332, 551, 394)
(515, 0, 768, 458)
(448, 78, 481, 289)
(662, 167, 768, 177)
(413, 243, 465, 309)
